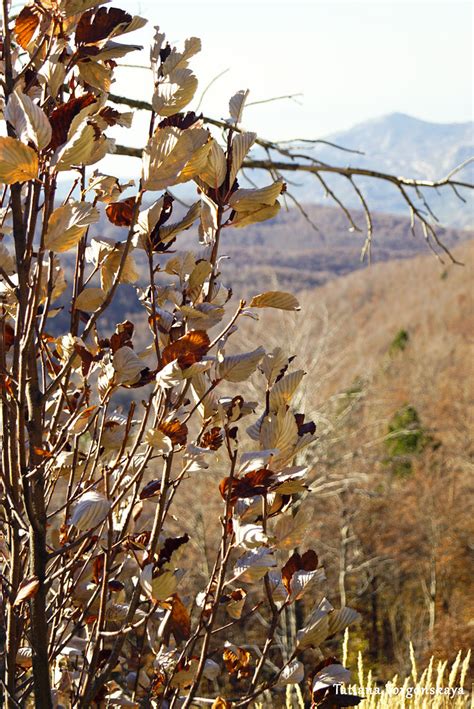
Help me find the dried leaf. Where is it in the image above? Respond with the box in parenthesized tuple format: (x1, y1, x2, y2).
(199, 139, 227, 188)
(152, 68, 198, 116)
(74, 287, 106, 312)
(218, 346, 265, 383)
(5, 90, 52, 150)
(113, 346, 145, 386)
(0, 137, 38, 184)
(106, 197, 136, 226)
(70, 491, 111, 531)
(45, 202, 99, 252)
(49, 94, 97, 151)
(229, 89, 249, 124)
(249, 291, 300, 311)
(161, 330, 210, 369)
(158, 419, 188, 447)
(142, 126, 209, 191)
(228, 131, 256, 187)
(14, 5, 40, 49)
(13, 577, 40, 607)
(76, 7, 133, 44)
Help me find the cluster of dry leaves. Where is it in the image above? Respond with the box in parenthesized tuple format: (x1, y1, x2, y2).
(0, 1, 362, 707)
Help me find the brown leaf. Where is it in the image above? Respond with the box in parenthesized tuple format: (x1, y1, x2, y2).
(281, 549, 319, 594)
(92, 553, 105, 584)
(105, 197, 136, 226)
(161, 330, 210, 370)
(164, 594, 191, 645)
(110, 320, 134, 353)
(33, 446, 52, 458)
(108, 579, 124, 592)
(295, 413, 317, 437)
(201, 426, 224, 451)
(157, 533, 189, 569)
(139, 479, 162, 500)
(223, 646, 252, 679)
(49, 93, 97, 151)
(219, 468, 274, 503)
(14, 5, 40, 49)
(158, 419, 188, 447)
(13, 576, 40, 607)
(74, 343, 95, 377)
(75, 7, 132, 45)
(158, 112, 200, 130)
(2, 322, 15, 351)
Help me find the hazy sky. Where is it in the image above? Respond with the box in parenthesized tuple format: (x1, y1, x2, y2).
(106, 0, 473, 172)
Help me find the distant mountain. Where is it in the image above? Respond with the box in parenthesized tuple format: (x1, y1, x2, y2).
(250, 113, 473, 228)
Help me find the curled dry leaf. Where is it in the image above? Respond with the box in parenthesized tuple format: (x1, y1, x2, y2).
(161, 330, 210, 369)
(158, 419, 188, 447)
(106, 197, 136, 226)
(229, 89, 250, 124)
(278, 659, 305, 686)
(5, 90, 52, 151)
(49, 94, 97, 151)
(249, 290, 300, 311)
(222, 588, 247, 619)
(223, 644, 252, 679)
(12, 576, 40, 607)
(70, 491, 111, 531)
(112, 346, 146, 386)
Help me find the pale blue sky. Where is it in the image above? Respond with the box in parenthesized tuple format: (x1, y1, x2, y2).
(106, 0, 473, 172)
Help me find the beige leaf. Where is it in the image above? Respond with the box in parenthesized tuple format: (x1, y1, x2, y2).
(249, 290, 300, 311)
(199, 139, 227, 188)
(229, 89, 249, 124)
(229, 181, 285, 211)
(74, 287, 106, 312)
(0, 137, 38, 184)
(142, 127, 209, 191)
(199, 192, 218, 243)
(13, 576, 40, 607)
(55, 122, 96, 171)
(260, 408, 298, 456)
(70, 491, 111, 530)
(274, 506, 313, 550)
(45, 202, 99, 252)
(158, 201, 200, 243)
(144, 428, 172, 453)
(78, 60, 113, 92)
(328, 607, 361, 636)
(218, 346, 265, 383)
(188, 260, 212, 291)
(269, 369, 305, 411)
(229, 131, 256, 187)
(87, 237, 138, 292)
(5, 90, 52, 150)
(234, 548, 277, 583)
(113, 346, 144, 386)
(230, 202, 280, 228)
(162, 36, 201, 74)
(260, 347, 290, 386)
(152, 68, 198, 116)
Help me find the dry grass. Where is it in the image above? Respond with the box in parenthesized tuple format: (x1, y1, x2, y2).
(272, 631, 472, 708)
